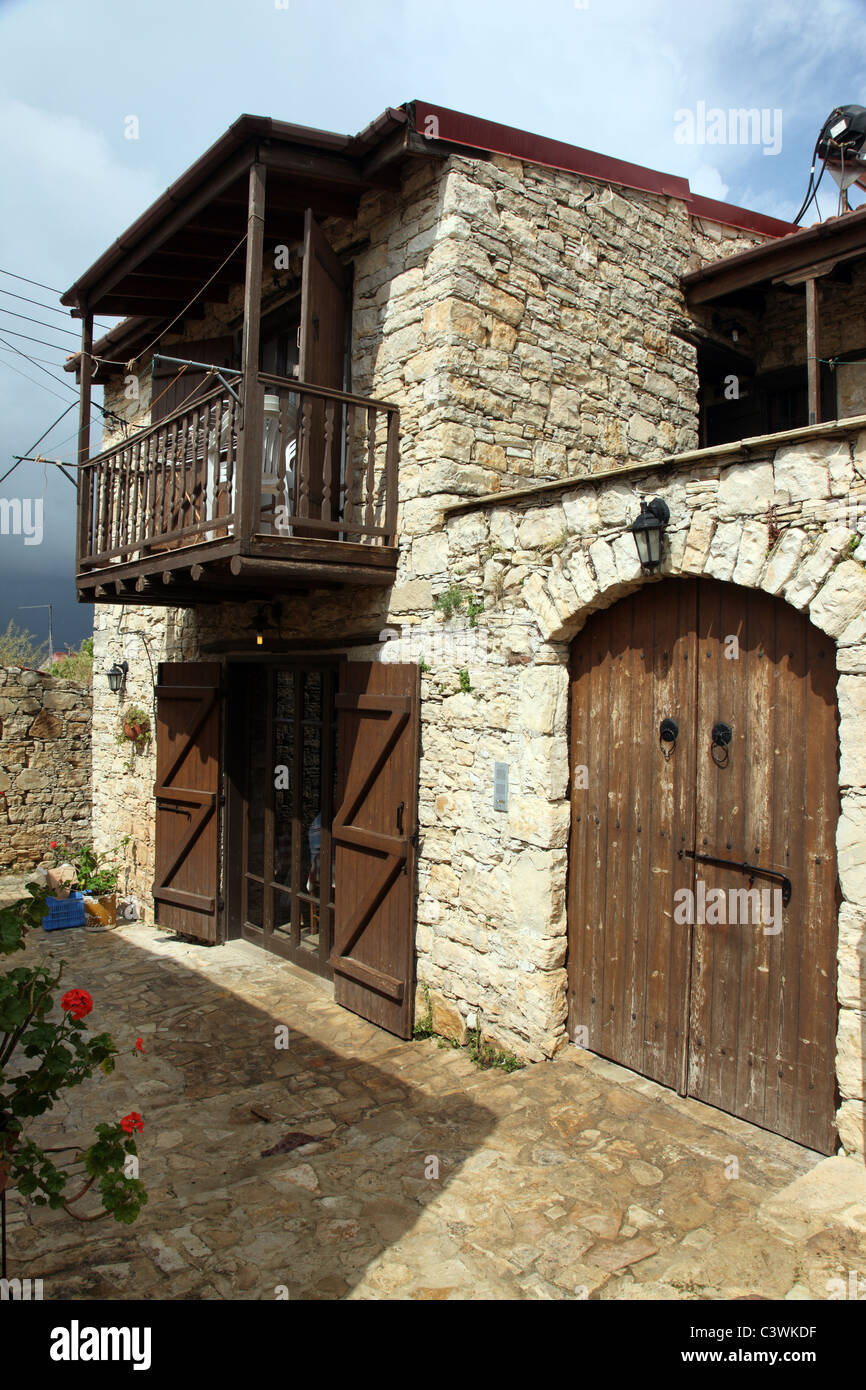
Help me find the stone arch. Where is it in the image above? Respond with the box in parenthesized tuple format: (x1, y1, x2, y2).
(516, 508, 865, 1154)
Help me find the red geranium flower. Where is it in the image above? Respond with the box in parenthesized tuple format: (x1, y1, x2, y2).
(120, 1112, 144, 1135)
(135, 1038, 145, 1053)
(61, 989, 93, 1020)
(50, 841, 57, 849)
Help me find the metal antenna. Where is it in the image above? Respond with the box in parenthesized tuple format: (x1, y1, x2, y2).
(18, 603, 53, 663)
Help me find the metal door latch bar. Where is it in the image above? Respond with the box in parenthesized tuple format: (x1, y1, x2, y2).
(678, 848, 792, 905)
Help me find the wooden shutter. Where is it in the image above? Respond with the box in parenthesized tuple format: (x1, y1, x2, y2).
(297, 212, 348, 529)
(153, 662, 222, 942)
(299, 211, 347, 391)
(331, 661, 419, 1038)
(150, 336, 235, 425)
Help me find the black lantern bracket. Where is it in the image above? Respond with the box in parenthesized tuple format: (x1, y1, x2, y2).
(630, 497, 670, 572)
(106, 660, 128, 693)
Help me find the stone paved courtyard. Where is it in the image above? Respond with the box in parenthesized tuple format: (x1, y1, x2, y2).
(4, 901, 866, 1301)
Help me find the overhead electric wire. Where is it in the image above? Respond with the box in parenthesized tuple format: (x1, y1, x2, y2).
(0, 402, 77, 487)
(0, 267, 64, 295)
(0, 306, 80, 338)
(0, 334, 78, 395)
(0, 273, 112, 331)
(0, 326, 80, 354)
(0, 355, 72, 404)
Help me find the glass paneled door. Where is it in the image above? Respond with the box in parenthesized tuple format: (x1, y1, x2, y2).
(237, 663, 338, 977)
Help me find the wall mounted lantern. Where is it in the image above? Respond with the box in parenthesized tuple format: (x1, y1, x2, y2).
(252, 602, 282, 647)
(106, 660, 128, 693)
(630, 498, 670, 572)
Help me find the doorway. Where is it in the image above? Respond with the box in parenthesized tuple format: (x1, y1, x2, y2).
(228, 661, 338, 978)
(567, 578, 840, 1153)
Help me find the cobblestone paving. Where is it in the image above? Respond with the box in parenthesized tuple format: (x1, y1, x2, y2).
(4, 908, 866, 1301)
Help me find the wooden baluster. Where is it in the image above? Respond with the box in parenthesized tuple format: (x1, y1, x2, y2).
(322, 397, 334, 523)
(365, 406, 376, 534)
(145, 433, 157, 547)
(298, 394, 312, 518)
(384, 408, 399, 547)
(277, 391, 289, 531)
(226, 397, 236, 531)
(106, 455, 116, 554)
(343, 403, 355, 533)
(128, 441, 139, 554)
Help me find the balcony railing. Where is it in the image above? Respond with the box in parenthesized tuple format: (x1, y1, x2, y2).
(77, 373, 399, 572)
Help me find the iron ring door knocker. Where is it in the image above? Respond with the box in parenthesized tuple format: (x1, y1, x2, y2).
(711, 721, 733, 767)
(659, 718, 678, 761)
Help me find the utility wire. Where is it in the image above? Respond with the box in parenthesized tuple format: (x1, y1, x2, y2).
(0, 306, 80, 338)
(0, 355, 71, 404)
(0, 334, 78, 395)
(0, 326, 79, 354)
(0, 272, 113, 330)
(0, 403, 77, 487)
(0, 267, 64, 295)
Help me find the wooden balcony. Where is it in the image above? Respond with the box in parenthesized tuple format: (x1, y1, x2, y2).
(75, 373, 400, 605)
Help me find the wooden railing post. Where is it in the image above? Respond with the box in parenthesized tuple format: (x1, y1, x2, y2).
(384, 409, 399, 545)
(237, 160, 266, 548)
(75, 307, 93, 567)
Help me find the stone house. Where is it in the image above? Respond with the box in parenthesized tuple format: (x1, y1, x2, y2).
(63, 102, 866, 1157)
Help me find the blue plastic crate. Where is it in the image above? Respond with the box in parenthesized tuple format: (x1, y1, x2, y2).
(41, 892, 86, 931)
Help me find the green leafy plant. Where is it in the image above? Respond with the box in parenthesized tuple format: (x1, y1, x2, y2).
(466, 596, 484, 628)
(435, 584, 466, 619)
(413, 983, 434, 1040)
(49, 636, 93, 685)
(0, 881, 147, 1238)
(50, 840, 128, 896)
(0, 620, 49, 670)
(466, 1023, 523, 1074)
(457, 668, 472, 694)
(115, 706, 151, 771)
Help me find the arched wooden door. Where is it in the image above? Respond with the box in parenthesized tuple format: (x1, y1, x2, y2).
(567, 577, 840, 1153)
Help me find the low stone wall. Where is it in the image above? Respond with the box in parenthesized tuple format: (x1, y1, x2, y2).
(0, 667, 92, 871)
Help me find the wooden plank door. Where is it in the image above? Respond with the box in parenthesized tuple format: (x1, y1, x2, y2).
(688, 580, 839, 1153)
(298, 210, 347, 530)
(568, 578, 840, 1153)
(153, 662, 222, 942)
(331, 661, 420, 1038)
(568, 581, 699, 1091)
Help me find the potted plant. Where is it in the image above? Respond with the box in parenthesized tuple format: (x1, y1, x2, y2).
(50, 841, 129, 928)
(116, 706, 151, 771)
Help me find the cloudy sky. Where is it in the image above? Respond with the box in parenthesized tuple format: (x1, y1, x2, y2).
(0, 0, 863, 651)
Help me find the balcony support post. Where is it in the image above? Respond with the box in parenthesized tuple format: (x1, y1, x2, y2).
(75, 306, 94, 568)
(238, 160, 267, 549)
(805, 276, 820, 426)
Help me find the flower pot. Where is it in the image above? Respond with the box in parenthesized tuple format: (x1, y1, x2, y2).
(123, 722, 142, 741)
(83, 893, 117, 929)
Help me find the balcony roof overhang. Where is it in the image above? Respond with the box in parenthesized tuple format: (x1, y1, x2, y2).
(682, 204, 866, 306)
(63, 99, 801, 370)
(61, 108, 424, 325)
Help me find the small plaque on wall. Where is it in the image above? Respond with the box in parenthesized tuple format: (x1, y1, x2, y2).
(494, 762, 509, 812)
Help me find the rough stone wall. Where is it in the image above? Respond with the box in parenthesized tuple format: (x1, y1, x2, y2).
(0, 667, 91, 870)
(91, 607, 195, 905)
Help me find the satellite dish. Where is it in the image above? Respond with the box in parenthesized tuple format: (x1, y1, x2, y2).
(817, 105, 866, 195)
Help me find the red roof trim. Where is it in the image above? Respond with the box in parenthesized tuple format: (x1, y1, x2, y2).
(413, 101, 798, 239)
